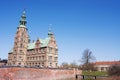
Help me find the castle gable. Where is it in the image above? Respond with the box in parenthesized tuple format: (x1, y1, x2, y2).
(39, 37, 50, 47)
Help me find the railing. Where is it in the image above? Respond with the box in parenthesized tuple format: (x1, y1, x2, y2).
(75, 74, 109, 80)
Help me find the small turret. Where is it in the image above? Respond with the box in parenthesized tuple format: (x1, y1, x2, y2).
(48, 27, 53, 37)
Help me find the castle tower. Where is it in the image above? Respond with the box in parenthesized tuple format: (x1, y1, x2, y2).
(47, 28, 58, 67)
(12, 11, 29, 66)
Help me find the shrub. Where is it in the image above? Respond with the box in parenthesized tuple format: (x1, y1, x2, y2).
(108, 65, 120, 76)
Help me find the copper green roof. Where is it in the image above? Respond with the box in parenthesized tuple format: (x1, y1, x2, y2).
(28, 37, 50, 49)
(9, 37, 50, 53)
(19, 25, 26, 28)
(27, 42, 36, 50)
(19, 10, 27, 27)
(39, 37, 50, 47)
(27, 37, 50, 49)
(9, 48, 13, 53)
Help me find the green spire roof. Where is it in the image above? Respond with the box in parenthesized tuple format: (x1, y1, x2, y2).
(48, 27, 53, 37)
(19, 10, 27, 27)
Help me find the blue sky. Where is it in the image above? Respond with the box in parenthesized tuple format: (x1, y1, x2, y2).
(0, 0, 120, 64)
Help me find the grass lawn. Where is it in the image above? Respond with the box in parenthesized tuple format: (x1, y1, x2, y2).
(82, 71, 108, 76)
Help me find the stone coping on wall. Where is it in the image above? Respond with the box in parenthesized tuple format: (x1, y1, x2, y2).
(0, 67, 82, 80)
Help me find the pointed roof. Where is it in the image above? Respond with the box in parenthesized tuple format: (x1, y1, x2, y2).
(48, 27, 53, 37)
(19, 10, 27, 28)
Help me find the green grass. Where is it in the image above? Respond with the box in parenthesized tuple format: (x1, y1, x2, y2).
(82, 71, 108, 80)
(82, 71, 108, 76)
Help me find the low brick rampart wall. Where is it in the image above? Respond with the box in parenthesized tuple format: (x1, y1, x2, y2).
(0, 67, 82, 80)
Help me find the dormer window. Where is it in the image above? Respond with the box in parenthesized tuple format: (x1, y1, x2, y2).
(35, 40, 40, 48)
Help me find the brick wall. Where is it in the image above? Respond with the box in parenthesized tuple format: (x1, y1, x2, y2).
(0, 68, 82, 80)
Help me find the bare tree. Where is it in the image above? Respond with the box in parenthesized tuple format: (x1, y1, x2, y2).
(70, 61, 78, 68)
(81, 49, 96, 71)
(61, 62, 69, 68)
(108, 64, 120, 76)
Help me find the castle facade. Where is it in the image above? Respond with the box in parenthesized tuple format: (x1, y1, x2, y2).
(7, 11, 58, 68)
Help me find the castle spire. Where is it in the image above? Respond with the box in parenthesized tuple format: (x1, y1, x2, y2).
(19, 10, 27, 27)
(48, 24, 53, 37)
